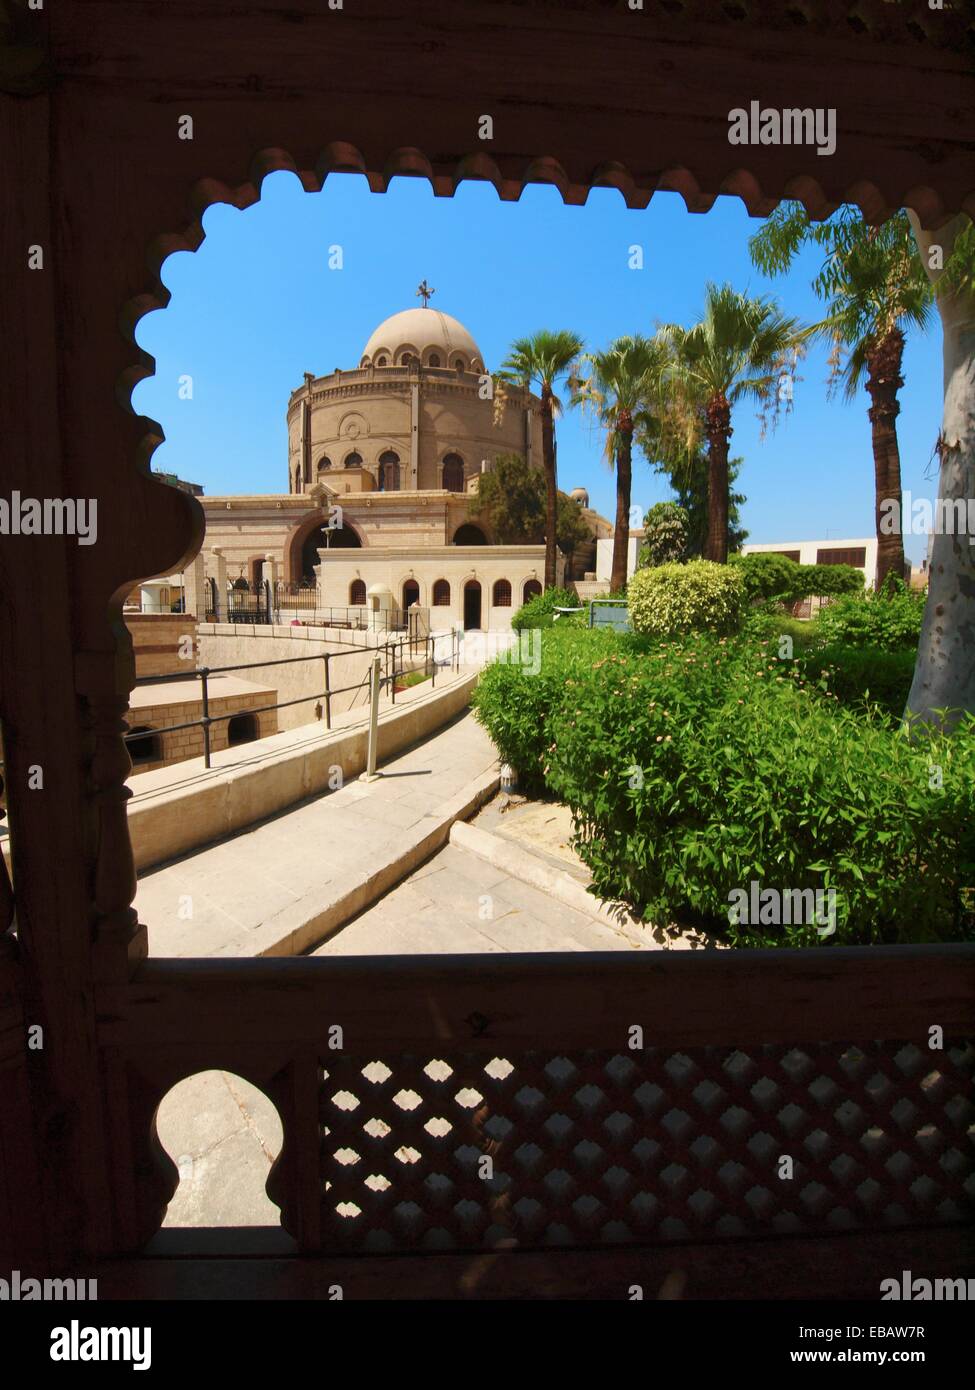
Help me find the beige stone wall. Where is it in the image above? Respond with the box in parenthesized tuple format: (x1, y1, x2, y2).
(196, 626, 381, 729)
(127, 687, 278, 774)
(125, 613, 200, 678)
(288, 366, 542, 496)
(315, 545, 555, 631)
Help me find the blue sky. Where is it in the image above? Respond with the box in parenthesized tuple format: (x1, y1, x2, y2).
(134, 171, 944, 565)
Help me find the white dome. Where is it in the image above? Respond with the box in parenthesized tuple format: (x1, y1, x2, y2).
(361, 309, 484, 370)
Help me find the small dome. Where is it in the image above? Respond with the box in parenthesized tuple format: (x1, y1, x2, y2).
(361, 309, 484, 371)
(569, 487, 590, 507)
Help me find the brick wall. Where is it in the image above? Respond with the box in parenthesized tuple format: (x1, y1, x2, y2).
(126, 688, 277, 774)
(126, 613, 200, 678)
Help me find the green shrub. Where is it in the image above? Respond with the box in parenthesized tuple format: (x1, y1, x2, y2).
(798, 644, 916, 718)
(510, 586, 580, 632)
(730, 553, 864, 608)
(627, 559, 746, 637)
(817, 582, 926, 651)
(474, 626, 975, 945)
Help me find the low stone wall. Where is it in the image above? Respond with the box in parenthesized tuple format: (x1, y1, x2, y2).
(127, 670, 478, 872)
(127, 686, 278, 773)
(197, 625, 382, 730)
(126, 612, 200, 678)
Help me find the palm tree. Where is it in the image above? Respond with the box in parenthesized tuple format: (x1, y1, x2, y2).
(501, 330, 584, 588)
(750, 207, 933, 591)
(660, 284, 802, 563)
(570, 335, 669, 592)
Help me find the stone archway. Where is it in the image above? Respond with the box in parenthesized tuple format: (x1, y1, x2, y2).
(284, 511, 364, 583)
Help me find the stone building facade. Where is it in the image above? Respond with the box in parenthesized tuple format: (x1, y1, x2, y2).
(189, 306, 609, 630)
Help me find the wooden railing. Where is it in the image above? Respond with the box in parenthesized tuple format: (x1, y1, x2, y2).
(97, 945, 975, 1263)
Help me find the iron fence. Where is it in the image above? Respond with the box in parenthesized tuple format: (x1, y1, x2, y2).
(124, 628, 461, 771)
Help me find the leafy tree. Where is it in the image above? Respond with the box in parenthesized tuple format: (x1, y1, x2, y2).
(659, 283, 802, 564)
(750, 206, 934, 591)
(639, 502, 689, 567)
(469, 452, 591, 558)
(469, 452, 545, 543)
(500, 330, 584, 588)
(556, 491, 592, 559)
(570, 335, 669, 592)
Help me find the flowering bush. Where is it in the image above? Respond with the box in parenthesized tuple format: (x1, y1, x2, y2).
(627, 559, 746, 637)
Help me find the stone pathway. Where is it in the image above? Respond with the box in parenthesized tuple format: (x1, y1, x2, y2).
(137, 709, 499, 957)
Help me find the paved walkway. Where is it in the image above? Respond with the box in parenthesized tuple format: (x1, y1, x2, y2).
(137, 710, 498, 957)
(312, 838, 649, 954)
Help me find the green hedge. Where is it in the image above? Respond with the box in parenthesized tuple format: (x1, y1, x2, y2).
(817, 583, 926, 651)
(510, 586, 580, 632)
(730, 553, 865, 607)
(473, 626, 975, 945)
(628, 559, 746, 637)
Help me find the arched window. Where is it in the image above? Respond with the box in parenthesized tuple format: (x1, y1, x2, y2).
(493, 579, 512, 608)
(442, 454, 464, 493)
(523, 579, 543, 603)
(318, 455, 332, 471)
(429, 353, 441, 368)
(227, 713, 259, 747)
(402, 579, 420, 610)
(432, 579, 450, 607)
(294, 467, 301, 492)
(454, 357, 466, 371)
(350, 579, 367, 606)
(378, 451, 400, 492)
(127, 725, 161, 766)
(376, 355, 388, 366)
(344, 451, 362, 469)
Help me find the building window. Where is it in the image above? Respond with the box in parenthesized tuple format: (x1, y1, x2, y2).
(227, 713, 259, 747)
(403, 579, 420, 609)
(429, 353, 441, 368)
(493, 579, 512, 608)
(318, 455, 332, 471)
(816, 547, 866, 567)
(344, 451, 363, 469)
(523, 579, 542, 603)
(376, 355, 388, 366)
(770, 550, 801, 563)
(432, 579, 451, 606)
(454, 358, 465, 371)
(442, 454, 464, 492)
(127, 726, 160, 766)
(294, 467, 301, 492)
(379, 451, 400, 492)
(350, 579, 367, 606)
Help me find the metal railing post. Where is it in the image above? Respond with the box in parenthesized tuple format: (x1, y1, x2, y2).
(390, 641, 396, 704)
(200, 667, 212, 769)
(323, 651, 331, 729)
(430, 634, 436, 688)
(359, 654, 382, 782)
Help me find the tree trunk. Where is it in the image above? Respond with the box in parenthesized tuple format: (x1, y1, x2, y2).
(610, 416, 633, 593)
(541, 386, 558, 589)
(866, 328, 907, 592)
(704, 394, 731, 564)
(904, 212, 975, 730)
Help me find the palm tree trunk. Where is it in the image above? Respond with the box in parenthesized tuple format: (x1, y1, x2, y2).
(541, 386, 558, 588)
(704, 394, 731, 563)
(610, 418, 633, 593)
(905, 213, 975, 729)
(866, 328, 907, 592)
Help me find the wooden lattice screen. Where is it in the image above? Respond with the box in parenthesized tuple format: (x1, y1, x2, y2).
(320, 1039, 975, 1254)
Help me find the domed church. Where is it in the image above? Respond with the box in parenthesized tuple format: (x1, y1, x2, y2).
(195, 292, 608, 631)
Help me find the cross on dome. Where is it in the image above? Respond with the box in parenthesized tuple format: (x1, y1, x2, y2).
(416, 279, 436, 308)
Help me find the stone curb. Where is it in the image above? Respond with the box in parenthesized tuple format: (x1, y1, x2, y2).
(208, 765, 502, 959)
(449, 819, 653, 948)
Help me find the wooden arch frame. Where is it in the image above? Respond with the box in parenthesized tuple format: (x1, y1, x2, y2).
(1, 0, 973, 1273)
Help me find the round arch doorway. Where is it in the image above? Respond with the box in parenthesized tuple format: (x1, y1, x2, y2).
(300, 521, 361, 580)
(463, 579, 482, 631)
